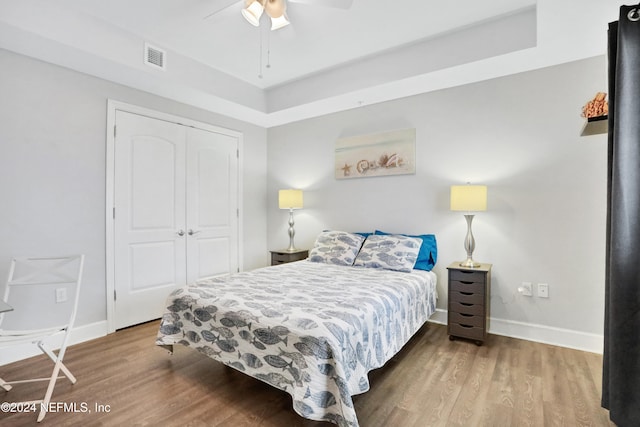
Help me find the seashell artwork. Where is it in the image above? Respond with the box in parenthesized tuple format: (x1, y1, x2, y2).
(335, 128, 415, 179)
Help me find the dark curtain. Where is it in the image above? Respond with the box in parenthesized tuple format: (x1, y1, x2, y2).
(603, 5, 640, 426)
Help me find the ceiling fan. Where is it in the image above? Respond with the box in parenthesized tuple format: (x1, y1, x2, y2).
(205, 0, 354, 31)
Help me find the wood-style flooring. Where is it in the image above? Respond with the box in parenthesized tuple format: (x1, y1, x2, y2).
(0, 321, 613, 426)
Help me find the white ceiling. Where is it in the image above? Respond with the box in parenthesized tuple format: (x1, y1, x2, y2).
(0, 0, 626, 126)
(60, 0, 536, 88)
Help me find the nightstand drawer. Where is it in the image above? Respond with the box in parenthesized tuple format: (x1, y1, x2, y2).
(272, 253, 293, 263)
(450, 269, 486, 283)
(449, 323, 485, 340)
(270, 250, 309, 266)
(449, 301, 484, 316)
(449, 312, 484, 328)
(449, 290, 483, 305)
(450, 280, 484, 294)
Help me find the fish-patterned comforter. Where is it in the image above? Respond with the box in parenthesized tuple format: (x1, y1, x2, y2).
(155, 260, 437, 427)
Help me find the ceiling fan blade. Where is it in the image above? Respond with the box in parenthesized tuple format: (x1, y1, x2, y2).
(203, 0, 241, 20)
(288, 0, 354, 9)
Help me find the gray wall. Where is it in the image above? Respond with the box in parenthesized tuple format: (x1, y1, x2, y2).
(0, 48, 269, 328)
(267, 56, 608, 341)
(0, 45, 609, 352)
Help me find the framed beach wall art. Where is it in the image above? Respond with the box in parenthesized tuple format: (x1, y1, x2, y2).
(335, 128, 416, 179)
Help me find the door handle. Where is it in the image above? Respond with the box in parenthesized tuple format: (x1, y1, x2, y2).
(188, 229, 201, 236)
(176, 229, 185, 236)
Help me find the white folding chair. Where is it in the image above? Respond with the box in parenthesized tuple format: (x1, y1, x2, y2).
(0, 255, 84, 422)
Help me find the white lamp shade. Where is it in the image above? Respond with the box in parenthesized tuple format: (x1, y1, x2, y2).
(279, 189, 303, 209)
(242, 1, 264, 26)
(270, 14, 290, 30)
(450, 185, 487, 212)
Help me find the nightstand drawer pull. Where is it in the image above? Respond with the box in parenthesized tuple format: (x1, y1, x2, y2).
(450, 302, 484, 315)
(450, 270, 486, 282)
(450, 291, 483, 305)
(450, 281, 484, 294)
(270, 250, 309, 266)
(449, 323, 484, 340)
(449, 312, 483, 327)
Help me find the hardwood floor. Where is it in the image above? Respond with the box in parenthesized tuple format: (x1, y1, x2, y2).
(1, 321, 613, 426)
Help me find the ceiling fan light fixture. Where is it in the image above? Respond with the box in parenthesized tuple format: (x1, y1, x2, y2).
(242, 0, 264, 26)
(265, 0, 285, 16)
(270, 14, 290, 30)
(264, 0, 289, 30)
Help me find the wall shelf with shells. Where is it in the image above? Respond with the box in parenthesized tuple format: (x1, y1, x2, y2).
(581, 92, 608, 136)
(581, 115, 608, 136)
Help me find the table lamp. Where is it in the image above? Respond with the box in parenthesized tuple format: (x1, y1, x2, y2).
(450, 184, 487, 268)
(279, 189, 303, 252)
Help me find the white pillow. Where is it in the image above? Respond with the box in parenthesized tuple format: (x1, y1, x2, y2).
(308, 231, 365, 266)
(353, 234, 422, 272)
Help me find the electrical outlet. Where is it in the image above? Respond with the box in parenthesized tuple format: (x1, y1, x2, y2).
(55, 287, 67, 303)
(538, 283, 549, 298)
(519, 282, 533, 296)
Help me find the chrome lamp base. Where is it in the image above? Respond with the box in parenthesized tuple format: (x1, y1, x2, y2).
(459, 257, 481, 268)
(459, 214, 481, 268)
(286, 208, 297, 252)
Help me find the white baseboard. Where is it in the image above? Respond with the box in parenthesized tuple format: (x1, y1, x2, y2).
(428, 308, 448, 325)
(428, 309, 604, 354)
(2, 311, 604, 367)
(488, 316, 604, 354)
(0, 320, 108, 366)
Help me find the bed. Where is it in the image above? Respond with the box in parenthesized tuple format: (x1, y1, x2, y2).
(156, 231, 437, 427)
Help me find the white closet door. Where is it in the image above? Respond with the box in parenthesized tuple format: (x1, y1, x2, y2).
(185, 127, 239, 283)
(114, 111, 187, 329)
(112, 110, 240, 330)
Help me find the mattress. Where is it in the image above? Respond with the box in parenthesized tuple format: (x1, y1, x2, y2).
(156, 260, 437, 426)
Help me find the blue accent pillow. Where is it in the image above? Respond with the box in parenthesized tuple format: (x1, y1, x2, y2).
(374, 230, 437, 271)
(353, 232, 373, 238)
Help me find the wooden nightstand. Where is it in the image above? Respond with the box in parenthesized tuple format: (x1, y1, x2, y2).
(447, 262, 492, 345)
(270, 249, 309, 266)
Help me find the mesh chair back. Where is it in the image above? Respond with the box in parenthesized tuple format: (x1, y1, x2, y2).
(0, 255, 84, 333)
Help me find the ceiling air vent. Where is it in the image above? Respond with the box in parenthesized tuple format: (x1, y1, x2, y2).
(144, 43, 166, 70)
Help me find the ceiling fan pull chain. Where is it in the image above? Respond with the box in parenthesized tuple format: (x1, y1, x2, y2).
(267, 29, 272, 69)
(258, 27, 264, 79)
